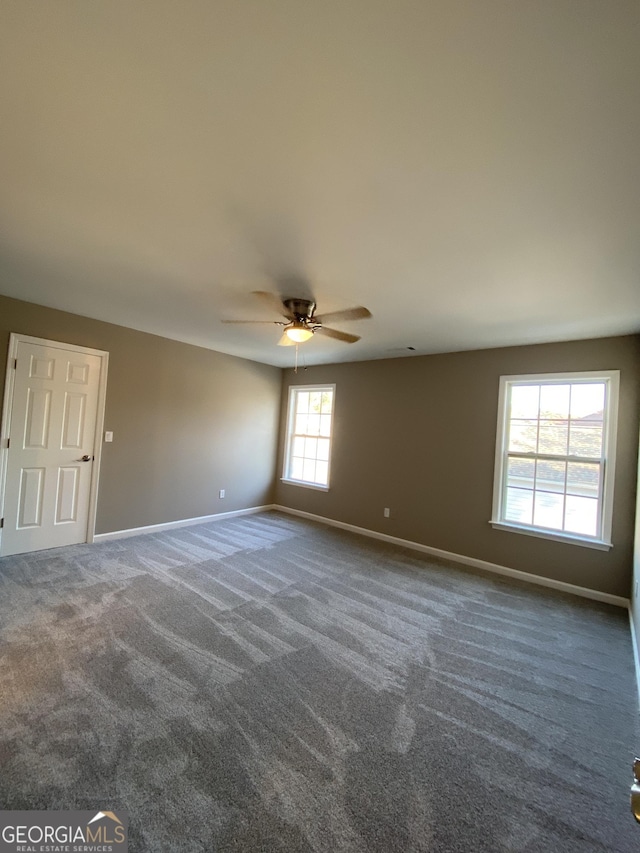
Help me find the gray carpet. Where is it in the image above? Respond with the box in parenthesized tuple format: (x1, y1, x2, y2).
(0, 511, 638, 852)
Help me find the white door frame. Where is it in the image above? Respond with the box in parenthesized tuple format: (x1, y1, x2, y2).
(0, 333, 109, 552)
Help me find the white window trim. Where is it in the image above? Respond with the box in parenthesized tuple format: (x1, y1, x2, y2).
(282, 384, 335, 491)
(490, 370, 619, 550)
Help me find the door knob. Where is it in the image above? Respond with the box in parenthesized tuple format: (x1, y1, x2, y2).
(79, 455, 92, 462)
(631, 758, 640, 823)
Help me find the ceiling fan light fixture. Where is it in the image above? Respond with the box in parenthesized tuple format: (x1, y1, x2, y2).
(285, 323, 314, 343)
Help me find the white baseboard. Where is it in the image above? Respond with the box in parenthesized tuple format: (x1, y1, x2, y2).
(273, 505, 630, 609)
(92, 504, 275, 543)
(629, 609, 640, 707)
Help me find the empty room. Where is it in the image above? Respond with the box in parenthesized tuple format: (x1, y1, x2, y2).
(1, 2, 640, 851)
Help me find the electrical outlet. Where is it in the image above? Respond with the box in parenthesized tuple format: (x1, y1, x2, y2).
(219, 489, 225, 499)
(104, 431, 113, 442)
(383, 507, 390, 518)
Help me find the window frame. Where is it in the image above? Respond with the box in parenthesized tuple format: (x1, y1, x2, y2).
(282, 384, 336, 491)
(490, 370, 619, 550)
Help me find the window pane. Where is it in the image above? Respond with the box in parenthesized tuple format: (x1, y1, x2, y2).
(286, 386, 334, 486)
(294, 413, 308, 435)
(538, 421, 568, 455)
(564, 495, 598, 537)
(508, 421, 538, 453)
(533, 492, 564, 530)
(568, 424, 602, 457)
(317, 438, 330, 461)
(566, 462, 600, 499)
(315, 461, 329, 485)
(510, 385, 539, 419)
(309, 392, 322, 413)
(570, 384, 605, 420)
(496, 374, 616, 545)
(505, 488, 533, 524)
(507, 457, 535, 490)
(535, 459, 566, 493)
(540, 385, 570, 420)
(302, 459, 316, 481)
(304, 437, 317, 458)
(307, 414, 320, 435)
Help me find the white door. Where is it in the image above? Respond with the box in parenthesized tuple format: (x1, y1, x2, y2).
(1, 339, 105, 556)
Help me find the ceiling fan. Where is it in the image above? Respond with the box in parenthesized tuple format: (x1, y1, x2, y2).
(222, 291, 372, 346)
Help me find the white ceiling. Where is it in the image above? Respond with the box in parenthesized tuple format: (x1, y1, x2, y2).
(0, 1, 639, 367)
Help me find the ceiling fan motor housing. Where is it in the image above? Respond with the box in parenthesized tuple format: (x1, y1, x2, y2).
(283, 298, 316, 322)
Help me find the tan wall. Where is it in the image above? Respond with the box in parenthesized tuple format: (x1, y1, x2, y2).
(0, 295, 281, 534)
(275, 336, 640, 598)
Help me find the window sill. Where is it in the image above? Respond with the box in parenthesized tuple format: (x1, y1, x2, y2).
(489, 520, 612, 551)
(281, 478, 329, 492)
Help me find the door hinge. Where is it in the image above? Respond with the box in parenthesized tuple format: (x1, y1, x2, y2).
(12, 358, 17, 369)
(0, 518, 3, 529)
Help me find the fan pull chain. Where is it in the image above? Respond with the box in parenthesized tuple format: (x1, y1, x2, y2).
(294, 344, 299, 374)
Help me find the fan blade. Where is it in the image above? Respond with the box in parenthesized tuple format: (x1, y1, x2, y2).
(221, 319, 286, 325)
(252, 290, 294, 319)
(277, 332, 297, 346)
(315, 327, 361, 344)
(314, 306, 371, 324)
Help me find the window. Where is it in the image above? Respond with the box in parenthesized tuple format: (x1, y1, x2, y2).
(283, 385, 335, 489)
(491, 371, 619, 549)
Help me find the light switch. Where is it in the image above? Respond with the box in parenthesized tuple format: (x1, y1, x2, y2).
(105, 431, 113, 442)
